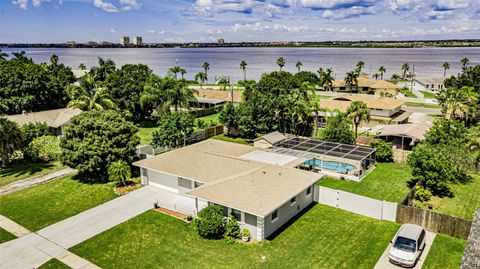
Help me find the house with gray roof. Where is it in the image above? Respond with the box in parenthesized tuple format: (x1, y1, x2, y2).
(413, 77, 446, 93)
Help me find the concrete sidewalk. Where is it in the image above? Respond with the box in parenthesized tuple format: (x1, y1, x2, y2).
(0, 186, 195, 269)
(374, 231, 436, 269)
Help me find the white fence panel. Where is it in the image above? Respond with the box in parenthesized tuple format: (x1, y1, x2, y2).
(382, 201, 397, 222)
(338, 191, 383, 220)
(318, 187, 338, 207)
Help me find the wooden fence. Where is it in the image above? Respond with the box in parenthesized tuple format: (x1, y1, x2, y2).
(396, 204, 472, 239)
(186, 125, 224, 144)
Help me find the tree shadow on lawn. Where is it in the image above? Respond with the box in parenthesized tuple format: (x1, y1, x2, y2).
(71, 173, 111, 185)
(266, 203, 316, 241)
(0, 162, 55, 179)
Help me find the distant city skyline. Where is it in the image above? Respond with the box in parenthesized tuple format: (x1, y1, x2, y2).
(1, 0, 479, 43)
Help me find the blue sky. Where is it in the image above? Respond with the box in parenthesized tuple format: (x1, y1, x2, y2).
(1, 0, 479, 43)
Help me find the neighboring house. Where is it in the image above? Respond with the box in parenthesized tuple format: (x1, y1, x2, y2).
(5, 108, 82, 135)
(133, 139, 321, 241)
(253, 131, 287, 148)
(332, 74, 400, 97)
(318, 94, 410, 123)
(413, 77, 446, 93)
(193, 89, 242, 108)
(366, 123, 430, 150)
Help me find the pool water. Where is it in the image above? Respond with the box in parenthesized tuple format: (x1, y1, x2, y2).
(304, 159, 357, 173)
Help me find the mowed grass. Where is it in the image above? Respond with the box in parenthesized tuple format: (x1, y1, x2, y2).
(211, 134, 253, 145)
(405, 102, 441, 109)
(0, 161, 65, 187)
(194, 113, 221, 132)
(423, 234, 467, 269)
(0, 176, 117, 231)
(318, 163, 411, 202)
(432, 173, 480, 219)
(421, 91, 437, 99)
(0, 227, 16, 244)
(38, 259, 70, 269)
(71, 204, 399, 269)
(136, 121, 157, 145)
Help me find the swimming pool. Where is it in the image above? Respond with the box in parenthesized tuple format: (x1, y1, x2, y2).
(304, 159, 357, 173)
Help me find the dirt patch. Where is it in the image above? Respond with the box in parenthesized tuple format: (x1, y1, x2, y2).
(114, 183, 142, 196)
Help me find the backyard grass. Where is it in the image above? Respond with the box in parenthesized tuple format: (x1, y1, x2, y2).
(0, 227, 16, 244)
(405, 102, 441, 109)
(421, 91, 437, 99)
(71, 204, 399, 269)
(0, 176, 117, 231)
(211, 134, 253, 145)
(318, 163, 411, 202)
(194, 113, 220, 132)
(423, 234, 467, 269)
(38, 259, 70, 269)
(136, 121, 157, 145)
(399, 88, 417, 98)
(0, 161, 65, 187)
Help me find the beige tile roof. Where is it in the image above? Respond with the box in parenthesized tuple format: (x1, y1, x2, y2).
(134, 139, 321, 216)
(195, 89, 242, 103)
(5, 108, 82, 128)
(320, 94, 405, 112)
(367, 124, 431, 141)
(254, 131, 286, 144)
(333, 75, 398, 89)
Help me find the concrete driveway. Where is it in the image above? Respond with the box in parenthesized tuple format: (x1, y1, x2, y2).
(374, 231, 436, 269)
(0, 186, 197, 269)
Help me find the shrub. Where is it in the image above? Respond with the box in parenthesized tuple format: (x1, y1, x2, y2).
(224, 215, 241, 238)
(414, 185, 432, 202)
(194, 205, 225, 239)
(27, 135, 61, 162)
(107, 160, 131, 186)
(370, 140, 393, 162)
(242, 228, 250, 237)
(225, 236, 236, 244)
(196, 119, 206, 129)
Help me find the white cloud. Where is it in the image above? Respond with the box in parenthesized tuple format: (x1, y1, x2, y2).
(110, 27, 118, 33)
(12, 0, 63, 9)
(93, 0, 119, 12)
(12, 0, 29, 9)
(148, 30, 166, 34)
(119, 0, 141, 11)
(93, 0, 141, 13)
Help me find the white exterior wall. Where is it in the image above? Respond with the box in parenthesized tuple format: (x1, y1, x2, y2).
(262, 184, 315, 239)
(143, 169, 194, 194)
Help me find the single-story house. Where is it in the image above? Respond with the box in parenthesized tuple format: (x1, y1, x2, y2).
(318, 94, 410, 123)
(366, 123, 430, 150)
(133, 139, 321, 241)
(413, 77, 446, 93)
(253, 131, 287, 149)
(332, 74, 400, 97)
(193, 89, 242, 108)
(5, 108, 82, 135)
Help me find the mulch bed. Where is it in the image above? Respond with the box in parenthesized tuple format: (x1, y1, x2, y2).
(154, 207, 190, 222)
(114, 183, 142, 196)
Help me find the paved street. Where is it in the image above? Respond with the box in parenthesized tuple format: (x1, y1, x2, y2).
(0, 186, 197, 269)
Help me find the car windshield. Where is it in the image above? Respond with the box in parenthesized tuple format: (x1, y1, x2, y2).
(394, 236, 417, 252)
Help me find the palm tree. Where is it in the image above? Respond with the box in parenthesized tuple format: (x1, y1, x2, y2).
(345, 70, 359, 87)
(0, 117, 22, 167)
(319, 68, 334, 91)
(202, 62, 210, 82)
(180, 68, 187, 80)
(401, 62, 410, 78)
(66, 75, 116, 111)
(78, 63, 86, 70)
(372, 73, 379, 80)
(436, 86, 477, 122)
(296, 60, 302, 73)
(50, 54, 59, 65)
(107, 160, 131, 186)
(346, 101, 370, 138)
(442, 62, 450, 77)
(276, 57, 285, 71)
(168, 66, 183, 80)
(166, 80, 197, 112)
(92, 57, 116, 81)
(12, 51, 28, 61)
(356, 61, 365, 74)
(461, 58, 469, 70)
(378, 66, 386, 80)
(195, 72, 207, 89)
(240, 60, 247, 81)
(0, 50, 8, 60)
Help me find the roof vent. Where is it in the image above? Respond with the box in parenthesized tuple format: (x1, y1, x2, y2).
(262, 171, 266, 174)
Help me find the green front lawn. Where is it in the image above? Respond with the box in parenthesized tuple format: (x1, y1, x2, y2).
(399, 88, 417, 98)
(71, 205, 399, 269)
(38, 259, 70, 269)
(211, 134, 253, 145)
(423, 234, 466, 269)
(0, 227, 16, 244)
(421, 91, 437, 99)
(0, 176, 117, 231)
(0, 161, 65, 187)
(405, 102, 441, 109)
(318, 163, 411, 202)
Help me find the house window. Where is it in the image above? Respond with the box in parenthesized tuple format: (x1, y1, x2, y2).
(306, 186, 312, 196)
(290, 197, 296, 205)
(271, 210, 278, 222)
(178, 177, 192, 189)
(231, 209, 241, 221)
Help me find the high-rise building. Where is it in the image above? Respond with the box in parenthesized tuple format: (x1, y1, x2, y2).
(218, 38, 225, 44)
(133, 36, 143, 46)
(120, 36, 130, 46)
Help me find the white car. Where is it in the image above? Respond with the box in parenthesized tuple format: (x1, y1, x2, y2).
(389, 224, 426, 268)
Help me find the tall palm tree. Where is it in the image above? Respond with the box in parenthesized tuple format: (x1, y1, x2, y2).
(319, 68, 334, 91)
(345, 70, 359, 87)
(66, 75, 116, 111)
(461, 58, 469, 70)
(202, 62, 210, 82)
(373, 73, 379, 80)
(180, 68, 187, 80)
(442, 62, 450, 77)
(195, 72, 207, 89)
(356, 61, 365, 74)
(239, 60, 247, 81)
(92, 57, 116, 81)
(0, 117, 22, 167)
(346, 101, 370, 138)
(165, 80, 198, 112)
(276, 57, 285, 71)
(296, 60, 302, 73)
(436, 86, 477, 122)
(401, 62, 410, 78)
(168, 66, 183, 80)
(378, 66, 386, 80)
(0, 50, 8, 60)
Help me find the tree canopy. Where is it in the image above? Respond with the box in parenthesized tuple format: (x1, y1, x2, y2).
(152, 112, 195, 148)
(322, 112, 355, 145)
(0, 117, 23, 166)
